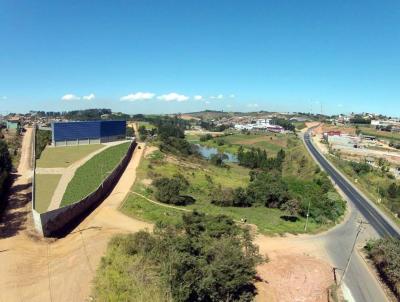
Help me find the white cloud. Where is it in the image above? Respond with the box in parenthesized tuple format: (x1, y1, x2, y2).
(120, 92, 155, 102)
(1, 96, 7, 100)
(247, 103, 259, 108)
(194, 95, 203, 101)
(210, 94, 224, 100)
(205, 101, 211, 104)
(337, 103, 343, 108)
(229, 94, 235, 98)
(61, 94, 80, 101)
(157, 92, 189, 102)
(83, 93, 95, 101)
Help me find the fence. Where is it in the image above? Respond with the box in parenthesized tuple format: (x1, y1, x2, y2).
(32, 138, 137, 237)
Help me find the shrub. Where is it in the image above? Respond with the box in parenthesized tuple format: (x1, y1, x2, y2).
(366, 238, 400, 299)
(350, 161, 372, 175)
(199, 134, 213, 142)
(153, 175, 193, 205)
(95, 212, 264, 302)
(35, 129, 51, 159)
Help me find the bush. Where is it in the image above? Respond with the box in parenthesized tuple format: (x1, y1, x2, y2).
(209, 153, 228, 167)
(199, 134, 213, 142)
(153, 175, 193, 205)
(366, 238, 400, 299)
(350, 161, 372, 175)
(35, 129, 51, 159)
(247, 171, 290, 208)
(95, 212, 263, 302)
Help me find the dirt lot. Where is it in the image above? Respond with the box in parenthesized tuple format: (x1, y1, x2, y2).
(255, 235, 334, 302)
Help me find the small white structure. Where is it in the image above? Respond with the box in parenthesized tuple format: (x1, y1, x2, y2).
(234, 119, 284, 133)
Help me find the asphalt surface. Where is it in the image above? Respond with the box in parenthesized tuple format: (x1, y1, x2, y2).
(303, 129, 400, 302)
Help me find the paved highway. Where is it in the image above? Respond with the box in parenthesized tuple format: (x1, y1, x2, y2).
(303, 129, 400, 302)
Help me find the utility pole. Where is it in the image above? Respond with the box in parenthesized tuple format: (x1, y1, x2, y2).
(304, 199, 312, 232)
(338, 220, 368, 286)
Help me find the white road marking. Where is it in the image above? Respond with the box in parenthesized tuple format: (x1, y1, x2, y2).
(342, 283, 356, 302)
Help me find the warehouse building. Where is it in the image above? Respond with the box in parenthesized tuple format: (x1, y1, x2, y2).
(52, 120, 126, 146)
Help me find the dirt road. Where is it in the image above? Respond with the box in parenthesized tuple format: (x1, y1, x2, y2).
(0, 133, 150, 302)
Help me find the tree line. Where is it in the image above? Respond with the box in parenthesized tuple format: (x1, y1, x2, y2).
(237, 146, 285, 171)
(0, 140, 12, 206)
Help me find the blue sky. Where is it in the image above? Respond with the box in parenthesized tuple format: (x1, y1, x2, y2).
(1, 0, 399, 115)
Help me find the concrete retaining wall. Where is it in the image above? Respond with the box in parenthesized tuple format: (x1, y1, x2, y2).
(33, 139, 137, 237)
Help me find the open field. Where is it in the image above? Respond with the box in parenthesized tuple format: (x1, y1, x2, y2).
(34, 174, 62, 212)
(36, 144, 104, 168)
(359, 126, 400, 143)
(187, 132, 291, 154)
(121, 148, 325, 235)
(137, 121, 156, 130)
(61, 142, 130, 206)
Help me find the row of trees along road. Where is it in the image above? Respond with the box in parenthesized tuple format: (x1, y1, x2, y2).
(0, 140, 12, 206)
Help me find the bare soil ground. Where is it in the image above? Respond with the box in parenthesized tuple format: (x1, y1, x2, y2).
(255, 235, 334, 302)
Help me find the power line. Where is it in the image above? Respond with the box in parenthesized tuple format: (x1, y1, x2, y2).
(338, 219, 368, 286)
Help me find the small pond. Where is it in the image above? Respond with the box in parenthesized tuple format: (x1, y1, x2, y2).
(196, 144, 238, 163)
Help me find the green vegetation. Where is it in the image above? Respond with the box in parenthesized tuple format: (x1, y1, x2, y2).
(35, 129, 52, 159)
(0, 140, 12, 203)
(365, 238, 400, 300)
(153, 174, 193, 205)
(34, 174, 62, 213)
(94, 211, 263, 302)
(61, 142, 130, 206)
(359, 126, 400, 143)
(138, 121, 156, 130)
(270, 118, 295, 131)
(123, 118, 344, 234)
(293, 121, 306, 130)
(36, 144, 104, 168)
(122, 147, 336, 234)
(330, 156, 400, 218)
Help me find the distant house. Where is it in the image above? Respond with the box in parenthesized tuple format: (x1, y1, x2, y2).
(6, 120, 21, 132)
(289, 117, 308, 122)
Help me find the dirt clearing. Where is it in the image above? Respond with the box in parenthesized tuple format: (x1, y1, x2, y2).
(255, 235, 334, 302)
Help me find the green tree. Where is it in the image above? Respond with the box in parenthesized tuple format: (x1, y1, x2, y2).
(153, 175, 191, 205)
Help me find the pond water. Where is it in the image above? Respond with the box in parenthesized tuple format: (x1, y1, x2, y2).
(196, 144, 238, 163)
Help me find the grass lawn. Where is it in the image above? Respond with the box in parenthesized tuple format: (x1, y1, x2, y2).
(121, 149, 326, 235)
(36, 144, 104, 168)
(138, 121, 156, 130)
(61, 142, 131, 206)
(34, 174, 61, 213)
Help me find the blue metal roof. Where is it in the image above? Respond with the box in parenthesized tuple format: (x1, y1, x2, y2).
(52, 120, 125, 142)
